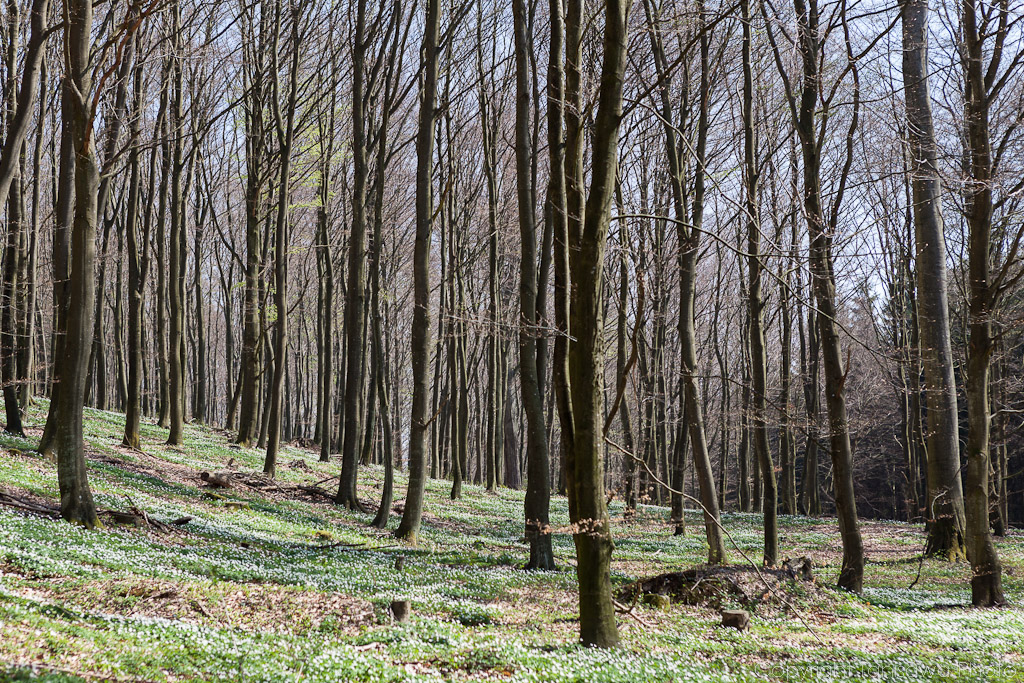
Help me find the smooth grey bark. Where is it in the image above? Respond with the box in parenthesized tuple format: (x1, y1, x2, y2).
(56, 0, 100, 528)
(901, 0, 966, 561)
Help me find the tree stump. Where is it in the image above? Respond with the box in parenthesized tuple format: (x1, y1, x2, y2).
(394, 556, 405, 572)
(721, 609, 750, 631)
(391, 600, 411, 624)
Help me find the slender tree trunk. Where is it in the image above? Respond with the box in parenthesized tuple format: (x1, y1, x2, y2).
(236, 8, 267, 447)
(615, 225, 637, 511)
(395, 0, 440, 543)
(770, 0, 864, 590)
(166, 2, 186, 445)
(264, 0, 300, 476)
(643, 0, 725, 563)
(961, 0, 1004, 606)
(338, 0, 370, 506)
(741, 0, 778, 565)
(123, 42, 147, 449)
(514, 0, 555, 570)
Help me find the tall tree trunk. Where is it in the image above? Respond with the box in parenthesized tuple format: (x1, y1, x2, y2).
(38, 77, 75, 458)
(563, 0, 629, 648)
(123, 41, 148, 449)
(514, 0, 555, 570)
(395, 0, 440, 543)
(741, 0, 778, 565)
(236, 7, 267, 447)
(166, 1, 186, 445)
(21, 56, 46, 409)
(264, 0, 300, 476)
(615, 224, 637, 510)
(778, 189, 798, 515)
(901, 0, 966, 561)
(768, 0, 864, 590)
(961, 0, 1004, 606)
(338, 0, 370, 506)
(643, 0, 725, 563)
(56, 0, 100, 528)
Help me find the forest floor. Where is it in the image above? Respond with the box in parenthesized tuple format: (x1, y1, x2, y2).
(0, 402, 1022, 682)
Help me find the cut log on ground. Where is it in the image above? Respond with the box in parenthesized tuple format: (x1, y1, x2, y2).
(200, 471, 234, 488)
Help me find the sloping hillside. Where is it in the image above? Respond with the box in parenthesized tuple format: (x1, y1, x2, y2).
(0, 402, 1022, 682)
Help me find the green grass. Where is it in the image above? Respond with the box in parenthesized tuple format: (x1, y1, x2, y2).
(0, 400, 1022, 681)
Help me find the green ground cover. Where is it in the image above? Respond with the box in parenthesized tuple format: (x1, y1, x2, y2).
(0, 401, 1021, 682)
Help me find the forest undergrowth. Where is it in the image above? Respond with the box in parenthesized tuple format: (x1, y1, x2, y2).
(0, 401, 1021, 682)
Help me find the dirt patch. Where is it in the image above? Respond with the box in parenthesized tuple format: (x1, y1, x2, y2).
(796, 520, 925, 564)
(21, 576, 374, 634)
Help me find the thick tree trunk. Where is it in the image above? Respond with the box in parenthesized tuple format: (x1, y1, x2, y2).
(56, 0, 100, 528)
(38, 82, 75, 458)
(901, 0, 967, 561)
(563, 0, 628, 648)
